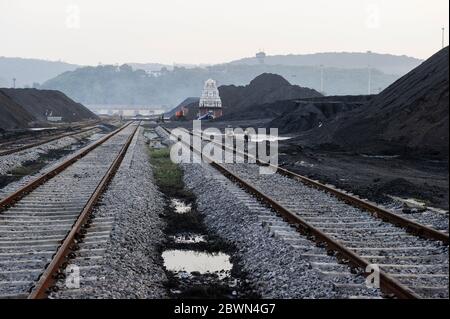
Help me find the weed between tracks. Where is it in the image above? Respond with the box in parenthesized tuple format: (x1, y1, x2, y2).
(148, 143, 258, 299)
(148, 148, 185, 197)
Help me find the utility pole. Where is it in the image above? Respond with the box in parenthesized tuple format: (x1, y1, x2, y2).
(442, 27, 445, 48)
(12, 78, 16, 89)
(320, 64, 324, 94)
(367, 51, 372, 95)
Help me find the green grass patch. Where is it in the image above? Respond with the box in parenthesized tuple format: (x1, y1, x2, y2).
(149, 147, 185, 195)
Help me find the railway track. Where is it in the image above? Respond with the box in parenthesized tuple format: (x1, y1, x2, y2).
(0, 124, 101, 157)
(160, 126, 449, 299)
(0, 121, 139, 299)
(49, 126, 141, 299)
(187, 128, 449, 240)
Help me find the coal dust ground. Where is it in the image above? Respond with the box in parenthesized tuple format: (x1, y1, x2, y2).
(278, 143, 449, 210)
(163, 119, 448, 211)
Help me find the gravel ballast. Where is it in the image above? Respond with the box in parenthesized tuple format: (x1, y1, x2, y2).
(51, 127, 167, 298)
(181, 161, 338, 298)
(0, 129, 102, 175)
(0, 131, 105, 201)
(220, 163, 448, 298)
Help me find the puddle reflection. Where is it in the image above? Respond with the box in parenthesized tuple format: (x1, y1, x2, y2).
(162, 249, 232, 276)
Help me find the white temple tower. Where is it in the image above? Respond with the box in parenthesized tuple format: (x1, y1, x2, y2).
(198, 79, 223, 119)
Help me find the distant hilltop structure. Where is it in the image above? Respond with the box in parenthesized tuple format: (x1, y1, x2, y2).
(256, 51, 266, 64)
(198, 79, 223, 119)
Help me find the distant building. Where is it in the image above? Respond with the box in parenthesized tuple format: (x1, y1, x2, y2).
(198, 79, 223, 119)
(256, 51, 266, 64)
(175, 106, 189, 118)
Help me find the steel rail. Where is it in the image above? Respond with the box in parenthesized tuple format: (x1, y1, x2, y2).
(183, 128, 448, 244)
(162, 126, 422, 299)
(0, 125, 100, 157)
(0, 122, 132, 213)
(28, 122, 140, 299)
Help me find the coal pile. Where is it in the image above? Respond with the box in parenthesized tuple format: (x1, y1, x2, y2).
(220, 100, 299, 121)
(169, 73, 321, 121)
(219, 73, 322, 117)
(268, 96, 373, 134)
(0, 88, 98, 130)
(0, 91, 35, 130)
(165, 97, 199, 119)
(295, 47, 449, 159)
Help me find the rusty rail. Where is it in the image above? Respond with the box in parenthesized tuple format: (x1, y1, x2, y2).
(275, 167, 449, 243)
(212, 162, 421, 299)
(28, 122, 140, 299)
(182, 128, 449, 244)
(161, 126, 423, 299)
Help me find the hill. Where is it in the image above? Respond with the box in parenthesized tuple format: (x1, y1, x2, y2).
(3, 52, 421, 107)
(296, 47, 449, 159)
(230, 52, 422, 75)
(41, 63, 399, 108)
(0, 88, 98, 130)
(0, 57, 81, 88)
(128, 63, 172, 72)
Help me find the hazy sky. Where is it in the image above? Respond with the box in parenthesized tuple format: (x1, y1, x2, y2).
(1, 0, 448, 65)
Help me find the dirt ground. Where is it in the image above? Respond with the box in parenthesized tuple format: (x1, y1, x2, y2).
(278, 142, 449, 210)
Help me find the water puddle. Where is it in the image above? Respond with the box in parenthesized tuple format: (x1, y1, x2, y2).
(389, 195, 427, 209)
(361, 154, 400, 159)
(144, 130, 164, 148)
(170, 198, 192, 214)
(248, 134, 292, 142)
(87, 133, 106, 141)
(144, 130, 159, 139)
(295, 160, 315, 168)
(150, 140, 163, 148)
(171, 233, 206, 244)
(70, 138, 93, 150)
(195, 130, 292, 142)
(162, 249, 232, 276)
(28, 127, 58, 132)
(389, 195, 449, 215)
(149, 141, 257, 298)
